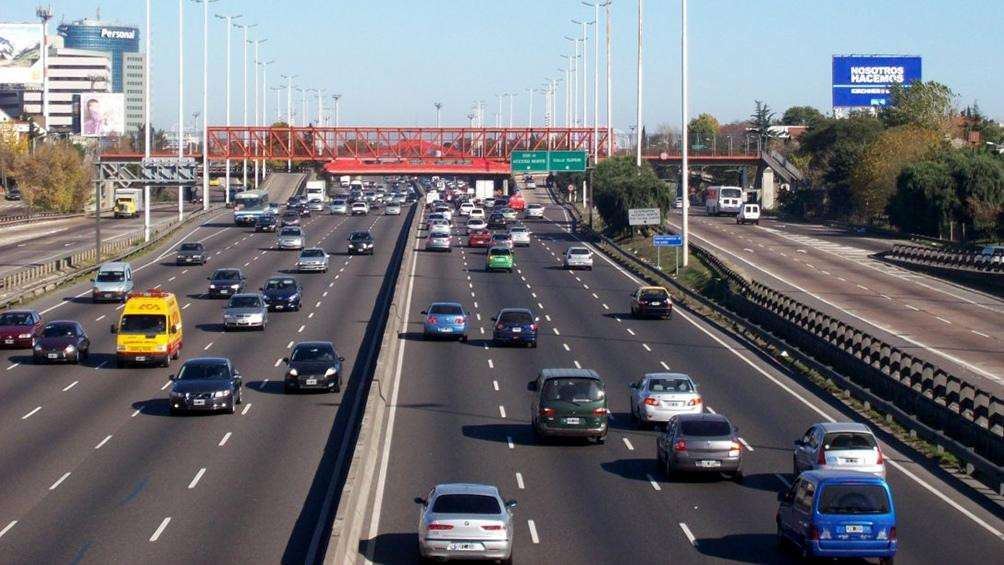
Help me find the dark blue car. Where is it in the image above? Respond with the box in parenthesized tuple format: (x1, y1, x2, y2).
(260, 276, 302, 311)
(491, 308, 538, 348)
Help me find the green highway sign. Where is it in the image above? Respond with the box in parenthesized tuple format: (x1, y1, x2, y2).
(548, 150, 588, 172)
(511, 151, 549, 172)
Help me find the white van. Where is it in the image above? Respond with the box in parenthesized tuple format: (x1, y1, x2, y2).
(91, 261, 134, 303)
(737, 203, 761, 225)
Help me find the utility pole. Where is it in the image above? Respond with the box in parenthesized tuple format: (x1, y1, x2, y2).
(177, 0, 185, 220)
(564, 36, 579, 127)
(584, 2, 608, 160)
(434, 102, 442, 128)
(572, 19, 594, 135)
(194, 0, 219, 212)
(605, 0, 613, 156)
(216, 12, 241, 206)
(258, 59, 274, 176)
(235, 22, 256, 190)
(143, 0, 152, 241)
(282, 74, 297, 172)
(681, 0, 690, 267)
(250, 38, 267, 186)
(635, 0, 643, 167)
(36, 5, 53, 129)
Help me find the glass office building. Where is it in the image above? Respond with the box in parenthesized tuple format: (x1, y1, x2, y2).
(57, 19, 139, 94)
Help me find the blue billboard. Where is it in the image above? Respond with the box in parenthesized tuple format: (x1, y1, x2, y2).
(832, 55, 922, 108)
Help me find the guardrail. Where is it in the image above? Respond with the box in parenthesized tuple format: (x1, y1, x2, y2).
(549, 187, 1004, 494)
(884, 244, 1004, 272)
(0, 211, 85, 227)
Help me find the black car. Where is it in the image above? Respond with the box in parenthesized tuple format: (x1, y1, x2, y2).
(260, 276, 302, 311)
(207, 268, 246, 298)
(254, 214, 278, 232)
(168, 357, 243, 414)
(347, 231, 375, 255)
(488, 213, 507, 229)
(281, 210, 301, 226)
(33, 320, 90, 364)
(4, 189, 22, 201)
(298, 205, 312, 217)
(176, 241, 207, 265)
(283, 341, 345, 393)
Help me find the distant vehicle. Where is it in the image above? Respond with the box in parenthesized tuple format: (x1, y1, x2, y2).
(260, 276, 302, 311)
(459, 202, 474, 216)
(465, 218, 487, 234)
(489, 232, 513, 249)
(421, 302, 468, 341)
(296, 248, 330, 272)
(176, 242, 207, 265)
(491, 308, 538, 347)
(630, 286, 673, 319)
(283, 341, 345, 393)
(223, 293, 268, 330)
(416, 483, 516, 564)
(350, 201, 369, 215)
(507, 192, 525, 211)
(277, 226, 305, 250)
(4, 188, 22, 200)
(525, 177, 536, 189)
(629, 373, 702, 425)
(563, 247, 593, 270)
(500, 207, 518, 221)
(468, 207, 485, 220)
(33, 320, 90, 364)
(793, 422, 886, 478)
(524, 203, 544, 219)
(385, 202, 402, 215)
(305, 180, 326, 204)
(347, 231, 375, 255)
(674, 196, 684, 209)
(233, 190, 270, 225)
(168, 357, 242, 414)
(429, 219, 452, 237)
(340, 175, 351, 188)
(254, 214, 278, 232)
(656, 413, 743, 481)
(487, 213, 507, 229)
(329, 198, 349, 215)
(737, 203, 760, 225)
(425, 233, 452, 252)
(281, 210, 301, 226)
(705, 185, 744, 216)
(0, 309, 43, 349)
(467, 229, 492, 248)
(207, 268, 246, 298)
(113, 196, 138, 218)
(91, 261, 134, 302)
(528, 368, 608, 443)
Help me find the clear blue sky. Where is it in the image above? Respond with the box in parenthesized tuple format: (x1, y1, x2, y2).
(10, 0, 1003, 131)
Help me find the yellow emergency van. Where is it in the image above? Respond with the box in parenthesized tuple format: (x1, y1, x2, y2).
(111, 289, 183, 367)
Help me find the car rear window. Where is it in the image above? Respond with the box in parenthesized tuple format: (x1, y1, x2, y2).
(301, 249, 325, 257)
(823, 432, 877, 451)
(493, 233, 511, 239)
(817, 484, 890, 515)
(177, 363, 231, 380)
(0, 313, 33, 325)
(180, 243, 202, 251)
(350, 232, 372, 241)
(42, 323, 77, 338)
(432, 494, 501, 515)
(280, 227, 301, 236)
(499, 311, 532, 324)
(542, 378, 605, 403)
(680, 420, 732, 436)
(649, 378, 692, 393)
(265, 278, 296, 289)
(430, 304, 463, 315)
(227, 296, 261, 308)
(214, 270, 241, 280)
(569, 248, 590, 255)
(640, 289, 669, 300)
(490, 248, 511, 256)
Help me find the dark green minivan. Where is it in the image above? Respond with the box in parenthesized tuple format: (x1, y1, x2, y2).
(528, 368, 608, 443)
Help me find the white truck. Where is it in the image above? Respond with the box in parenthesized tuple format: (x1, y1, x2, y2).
(305, 180, 327, 203)
(339, 175, 351, 188)
(475, 180, 494, 201)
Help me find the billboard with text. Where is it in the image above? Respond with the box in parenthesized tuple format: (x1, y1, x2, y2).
(832, 55, 922, 108)
(80, 93, 125, 137)
(0, 23, 44, 85)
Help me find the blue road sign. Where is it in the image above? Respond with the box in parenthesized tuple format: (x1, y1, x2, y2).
(653, 235, 683, 247)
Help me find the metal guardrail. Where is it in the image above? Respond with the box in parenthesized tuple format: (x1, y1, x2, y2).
(0, 211, 85, 227)
(884, 244, 1004, 273)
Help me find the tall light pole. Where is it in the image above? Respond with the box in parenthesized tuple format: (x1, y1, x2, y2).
(605, 0, 613, 156)
(142, 0, 152, 241)
(560, 56, 572, 128)
(332, 94, 342, 127)
(249, 37, 267, 186)
(506, 93, 516, 129)
(572, 19, 594, 134)
(273, 85, 283, 123)
(194, 0, 219, 211)
(434, 102, 442, 128)
(584, 2, 607, 159)
(282, 74, 297, 172)
(635, 0, 643, 167)
(177, 0, 185, 220)
(235, 22, 256, 189)
(564, 37, 579, 126)
(36, 5, 53, 128)
(525, 87, 535, 131)
(215, 12, 241, 206)
(258, 59, 274, 176)
(495, 94, 503, 128)
(681, 0, 690, 267)
(297, 87, 307, 127)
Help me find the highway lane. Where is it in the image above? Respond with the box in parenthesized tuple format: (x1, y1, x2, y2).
(667, 210, 1004, 392)
(365, 191, 1004, 564)
(0, 184, 412, 562)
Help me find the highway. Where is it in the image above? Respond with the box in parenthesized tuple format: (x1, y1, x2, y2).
(0, 175, 410, 563)
(362, 189, 1004, 564)
(667, 211, 1004, 393)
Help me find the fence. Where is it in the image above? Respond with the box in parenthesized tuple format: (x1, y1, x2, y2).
(884, 244, 1004, 273)
(0, 211, 84, 227)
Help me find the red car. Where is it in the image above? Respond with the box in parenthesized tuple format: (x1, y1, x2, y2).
(0, 309, 43, 348)
(508, 191, 526, 211)
(467, 229, 492, 248)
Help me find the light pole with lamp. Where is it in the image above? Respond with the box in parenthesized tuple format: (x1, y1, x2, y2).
(36, 5, 53, 129)
(571, 18, 594, 133)
(564, 36, 579, 126)
(249, 37, 267, 186)
(215, 12, 242, 206)
(635, 0, 643, 167)
(434, 102, 442, 128)
(559, 56, 572, 127)
(583, 1, 608, 160)
(258, 59, 274, 176)
(234, 22, 256, 190)
(177, 0, 186, 220)
(194, 0, 219, 211)
(605, 0, 613, 156)
(681, 0, 690, 266)
(143, 0, 152, 241)
(282, 74, 297, 172)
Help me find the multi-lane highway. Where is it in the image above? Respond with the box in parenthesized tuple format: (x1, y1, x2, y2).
(362, 189, 1004, 563)
(0, 176, 410, 562)
(667, 211, 1004, 392)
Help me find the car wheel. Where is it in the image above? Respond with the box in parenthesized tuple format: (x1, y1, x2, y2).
(334, 375, 342, 393)
(799, 539, 814, 562)
(776, 520, 786, 547)
(501, 547, 513, 565)
(460, 334, 468, 343)
(236, 387, 242, 405)
(162, 355, 171, 368)
(226, 397, 236, 414)
(878, 558, 894, 565)
(729, 470, 744, 483)
(792, 456, 801, 477)
(665, 457, 674, 479)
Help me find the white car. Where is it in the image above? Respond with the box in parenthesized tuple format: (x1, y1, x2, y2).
(629, 373, 703, 425)
(329, 199, 348, 215)
(508, 226, 531, 247)
(459, 202, 474, 216)
(465, 218, 487, 234)
(525, 178, 537, 189)
(426, 212, 447, 228)
(429, 219, 452, 237)
(737, 203, 760, 225)
(434, 206, 453, 222)
(469, 207, 485, 220)
(563, 246, 593, 270)
(525, 203, 544, 219)
(350, 201, 369, 215)
(417, 483, 515, 563)
(385, 203, 402, 215)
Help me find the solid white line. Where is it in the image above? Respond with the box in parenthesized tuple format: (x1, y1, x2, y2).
(660, 361, 671, 371)
(62, 380, 79, 392)
(203, 342, 213, 351)
(21, 406, 41, 420)
(679, 522, 697, 546)
(493, 380, 499, 391)
(527, 520, 540, 544)
(971, 330, 990, 338)
(645, 473, 662, 491)
(499, 405, 507, 418)
(515, 472, 525, 490)
(219, 432, 232, 447)
(49, 471, 71, 490)
(95, 434, 112, 449)
(149, 517, 171, 542)
(241, 403, 252, 415)
(622, 437, 635, 451)
(738, 437, 754, 451)
(936, 316, 952, 325)
(774, 473, 792, 488)
(188, 468, 206, 489)
(642, 343, 651, 352)
(0, 520, 16, 539)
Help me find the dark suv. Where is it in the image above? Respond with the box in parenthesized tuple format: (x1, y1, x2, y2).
(528, 369, 608, 443)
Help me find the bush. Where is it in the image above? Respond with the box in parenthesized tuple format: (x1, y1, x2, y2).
(15, 143, 91, 212)
(592, 156, 673, 235)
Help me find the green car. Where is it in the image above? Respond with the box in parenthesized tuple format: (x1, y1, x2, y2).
(485, 246, 514, 272)
(528, 368, 608, 444)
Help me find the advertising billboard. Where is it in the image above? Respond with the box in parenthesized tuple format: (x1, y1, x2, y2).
(80, 93, 125, 137)
(832, 55, 922, 108)
(0, 23, 44, 85)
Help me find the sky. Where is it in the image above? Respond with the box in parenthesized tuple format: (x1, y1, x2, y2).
(8, 0, 1004, 132)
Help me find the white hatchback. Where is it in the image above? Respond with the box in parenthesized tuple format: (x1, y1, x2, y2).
(469, 208, 485, 220)
(525, 203, 545, 219)
(508, 226, 531, 246)
(563, 246, 593, 270)
(465, 218, 487, 234)
(459, 202, 474, 216)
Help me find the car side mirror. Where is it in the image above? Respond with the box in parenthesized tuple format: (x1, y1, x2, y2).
(779, 491, 791, 503)
(629, 383, 638, 388)
(420, 310, 427, 315)
(413, 497, 427, 506)
(506, 500, 517, 509)
(282, 357, 289, 364)
(527, 381, 537, 392)
(169, 374, 177, 380)
(490, 316, 497, 322)
(794, 439, 803, 446)
(338, 356, 345, 362)
(109, 324, 117, 334)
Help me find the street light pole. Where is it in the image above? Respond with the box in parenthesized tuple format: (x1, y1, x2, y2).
(250, 38, 267, 186)
(564, 37, 579, 127)
(177, 0, 185, 221)
(495, 94, 503, 128)
(235, 22, 256, 190)
(584, 2, 607, 160)
(635, 0, 643, 167)
(681, 0, 690, 267)
(560, 56, 572, 128)
(216, 12, 242, 206)
(259, 59, 274, 176)
(526, 88, 535, 130)
(507, 93, 517, 129)
(282, 74, 297, 172)
(143, 0, 152, 241)
(572, 19, 594, 134)
(36, 5, 53, 129)
(605, 0, 613, 156)
(195, 0, 219, 212)
(434, 102, 442, 128)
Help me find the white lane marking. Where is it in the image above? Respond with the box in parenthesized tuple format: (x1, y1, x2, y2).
(499, 405, 507, 418)
(544, 314, 551, 322)
(880, 294, 893, 300)
(515, 473, 525, 490)
(168, 276, 177, 282)
(160, 381, 171, 391)
(322, 291, 328, 297)
(493, 380, 499, 391)
(188, 468, 206, 489)
(203, 342, 213, 351)
(537, 302, 544, 309)
(241, 403, 252, 415)
(219, 432, 232, 447)
(583, 284, 589, 290)
(679, 523, 697, 546)
(95, 435, 112, 449)
(479, 327, 485, 335)
(836, 276, 846, 282)
(705, 406, 717, 414)
(474, 301, 479, 309)
(259, 378, 269, 389)
(774, 474, 792, 488)
(615, 317, 622, 323)
(21, 406, 41, 420)
(149, 517, 171, 542)
(95, 315, 106, 322)
(94, 361, 107, 370)
(645, 473, 662, 491)
(591, 292, 599, 299)
(49, 471, 71, 490)
(527, 520, 540, 544)
(642, 344, 651, 352)
(622, 437, 635, 451)
(507, 436, 515, 449)
(797, 249, 807, 254)
(660, 361, 671, 370)
(274, 358, 282, 367)
(905, 304, 920, 311)
(552, 328, 560, 335)
(315, 301, 322, 308)
(298, 324, 306, 333)
(602, 303, 609, 310)
(131, 408, 142, 417)
(573, 360, 582, 369)
(182, 269, 189, 274)
(626, 328, 635, 336)
(476, 313, 481, 321)
(6, 362, 21, 371)
(182, 303, 191, 310)
(0, 521, 17, 539)
(287, 341, 294, 349)
(936, 316, 952, 325)
(972, 330, 990, 338)
(856, 284, 869, 291)
(488, 359, 494, 369)
(62, 380, 79, 392)
(329, 282, 334, 288)
(738, 437, 754, 451)
(562, 343, 570, 351)
(308, 313, 315, 319)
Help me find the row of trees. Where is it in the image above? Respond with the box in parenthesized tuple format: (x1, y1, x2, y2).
(0, 135, 91, 212)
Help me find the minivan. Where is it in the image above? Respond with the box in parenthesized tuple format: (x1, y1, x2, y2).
(91, 261, 134, 303)
(528, 368, 608, 443)
(737, 203, 761, 225)
(776, 470, 896, 563)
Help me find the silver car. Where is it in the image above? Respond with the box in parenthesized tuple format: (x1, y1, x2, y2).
(329, 199, 348, 214)
(307, 200, 325, 211)
(793, 422, 886, 478)
(385, 202, 402, 215)
(465, 218, 487, 234)
(563, 246, 593, 270)
(656, 413, 744, 481)
(295, 248, 329, 273)
(524, 203, 544, 219)
(222, 293, 268, 331)
(429, 219, 452, 237)
(277, 226, 305, 250)
(629, 373, 703, 425)
(416, 483, 515, 563)
(350, 201, 369, 215)
(426, 233, 452, 252)
(508, 226, 531, 247)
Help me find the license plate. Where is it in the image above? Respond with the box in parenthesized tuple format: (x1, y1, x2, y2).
(666, 401, 683, 407)
(447, 543, 484, 552)
(47, 353, 58, 359)
(306, 378, 317, 385)
(699, 460, 721, 468)
(275, 305, 284, 310)
(104, 293, 112, 298)
(842, 458, 860, 464)
(439, 327, 452, 332)
(564, 417, 581, 425)
(135, 356, 146, 361)
(185, 258, 193, 262)
(651, 301, 661, 306)
(845, 525, 864, 533)
(193, 399, 206, 406)
(220, 290, 229, 294)
(3, 339, 12, 344)
(512, 327, 521, 333)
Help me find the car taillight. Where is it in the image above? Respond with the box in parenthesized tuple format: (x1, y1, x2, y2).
(638, 300, 647, 305)
(818, 446, 826, 465)
(809, 526, 820, 541)
(673, 439, 687, 452)
(481, 525, 505, 531)
(454, 317, 465, 324)
(541, 407, 555, 417)
(687, 397, 702, 406)
(644, 398, 659, 406)
(529, 323, 537, 331)
(427, 316, 437, 324)
(428, 523, 453, 531)
(889, 526, 896, 541)
(730, 441, 742, 452)
(876, 446, 885, 465)
(496, 323, 504, 330)
(593, 407, 608, 416)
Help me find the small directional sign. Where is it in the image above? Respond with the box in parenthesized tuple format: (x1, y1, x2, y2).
(548, 150, 587, 172)
(510, 151, 549, 172)
(653, 234, 683, 247)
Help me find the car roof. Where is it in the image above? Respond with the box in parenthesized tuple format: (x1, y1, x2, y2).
(98, 261, 130, 270)
(3, 309, 38, 315)
(292, 340, 335, 349)
(182, 356, 230, 366)
(674, 412, 730, 424)
(540, 368, 601, 380)
(44, 319, 80, 326)
(229, 293, 262, 299)
(498, 307, 532, 315)
(433, 483, 501, 497)
(638, 286, 668, 292)
(300, 247, 325, 252)
(814, 422, 874, 434)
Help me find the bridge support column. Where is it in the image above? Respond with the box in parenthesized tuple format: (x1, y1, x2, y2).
(760, 167, 776, 210)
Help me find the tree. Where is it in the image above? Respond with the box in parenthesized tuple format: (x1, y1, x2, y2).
(888, 160, 958, 236)
(14, 142, 91, 212)
(880, 80, 956, 132)
(592, 156, 673, 235)
(688, 113, 720, 148)
(781, 106, 825, 128)
(850, 126, 942, 220)
(129, 124, 170, 153)
(748, 100, 779, 151)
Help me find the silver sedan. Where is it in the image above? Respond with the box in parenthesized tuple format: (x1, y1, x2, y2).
(222, 293, 268, 330)
(276, 227, 305, 250)
(295, 248, 329, 273)
(629, 372, 703, 425)
(416, 483, 515, 563)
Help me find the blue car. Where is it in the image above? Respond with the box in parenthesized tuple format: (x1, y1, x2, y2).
(422, 302, 468, 342)
(260, 276, 302, 312)
(491, 308, 538, 348)
(777, 470, 896, 564)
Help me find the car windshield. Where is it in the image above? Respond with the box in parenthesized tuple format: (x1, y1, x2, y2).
(429, 304, 463, 316)
(265, 278, 296, 290)
(493, 233, 511, 240)
(214, 271, 240, 281)
(569, 248, 590, 255)
(283, 211, 298, 217)
(542, 378, 605, 403)
(0, 313, 33, 325)
(350, 233, 372, 241)
(641, 290, 669, 300)
(648, 378, 693, 393)
(96, 271, 126, 282)
(431, 494, 501, 515)
(721, 188, 743, 199)
(818, 485, 891, 515)
(119, 314, 167, 334)
(490, 248, 511, 256)
(680, 420, 731, 437)
(228, 296, 261, 308)
(280, 228, 301, 236)
(510, 228, 527, 233)
(177, 363, 231, 380)
(499, 311, 532, 324)
(41, 323, 77, 338)
(301, 249, 325, 258)
(291, 345, 336, 362)
(179, 243, 201, 251)
(823, 432, 877, 451)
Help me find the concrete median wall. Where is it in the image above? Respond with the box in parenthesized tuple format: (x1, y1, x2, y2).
(878, 244, 1004, 296)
